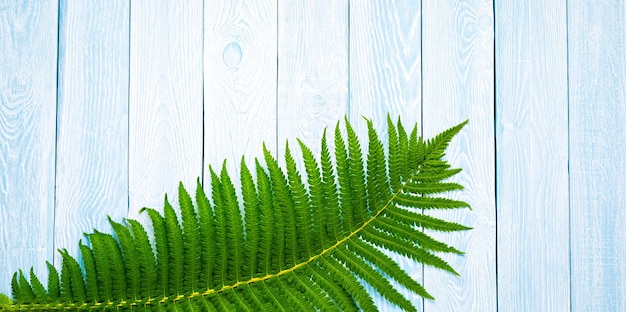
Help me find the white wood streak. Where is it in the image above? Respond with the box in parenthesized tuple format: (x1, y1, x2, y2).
(569, 1, 626, 310)
(0, 0, 58, 295)
(495, 0, 570, 310)
(54, 0, 129, 266)
(350, 1, 423, 310)
(203, 0, 277, 187)
(422, 1, 496, 311)
(128, 0, 204, 219)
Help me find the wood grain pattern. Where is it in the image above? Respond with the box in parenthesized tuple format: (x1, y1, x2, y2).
(569, 1, 626, 310)
(495, 1, 570, 310)
(350, 0, 422, 135)
(421, 1, 496, 311)
(349, 1, 423, 310)
(203, 0, 277, 186)
(277, 0, 349, 161)
(0, 0, 58, 296)
(128, 0, 204, 219)
(54, 0, 129, 266)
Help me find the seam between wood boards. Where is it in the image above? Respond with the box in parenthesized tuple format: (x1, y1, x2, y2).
(53, 0, 62, 267)
(565, 0, 572, 310)
(492, 0, 498, 311)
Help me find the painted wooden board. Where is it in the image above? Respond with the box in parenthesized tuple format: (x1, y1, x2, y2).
(495, 1, 570, 310)
(54, 0, 129, 266)
(421, 1, 496, 311)
(0, 0, 58, 296)
(128, 0, 204, 219)
(349, 1, 423, 310)
(277, 0, 349, 161)
(569, 1, 626, 310)
(203, 0, 277, 186)
(350, 0, 422, 134)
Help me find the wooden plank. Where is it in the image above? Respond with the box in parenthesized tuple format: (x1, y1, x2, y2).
(54, 0, 130, 265)
(277, 0, 349, 160)
(128, 0, 204, 218)
(421, 1, 496, 311)
(203, 0, 277, 185)
(349, 1, 422, 310)
(569, 1, 626, 310)
(0, 0, 58, 296)
(495, 1, 570, 310)
(349, 0, 422, 136)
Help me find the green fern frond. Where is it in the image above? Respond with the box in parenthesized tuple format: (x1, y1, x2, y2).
(0, 116, 470, 311)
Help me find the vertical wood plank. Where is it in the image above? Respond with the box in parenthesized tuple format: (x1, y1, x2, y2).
(203, 0, 277, 183)
(569, 1, 626, 310)
(129, 0, 204, 217)
(0, 0, 58, 295)
(350, 0, 422, 132)
(350, 1, 423, 310)
(277, 0, 349, 159)
(422, 1, 496, 311)
(495, 0, 570, 310)
(54, 0, 129, 264)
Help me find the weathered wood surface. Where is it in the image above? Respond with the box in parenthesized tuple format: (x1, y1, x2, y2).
(204, 0, 277, 186)
(277, 0, 349, 159)
(128, 0, 204, 220)
(422, 1, 496, 311)
(495, 0, 570, 311)
(0, 0, 58, 294)
(54, 0, 130, 266)
(0, 1, 625, 311)
(569, 1, 626, 311)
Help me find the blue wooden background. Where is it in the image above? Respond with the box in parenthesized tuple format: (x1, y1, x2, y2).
(0, 0, 624, 311)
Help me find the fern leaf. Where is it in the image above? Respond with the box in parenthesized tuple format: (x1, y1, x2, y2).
(108, 217, 141, 300)
(163, 194, 185, 295)
(403, 181, 464, 194)
(263, 144, 296, 270)
(385, 206, 472, 232)
(241, 157, 260, 280)
(366, 118, 392, 208)
(334, 247, 416, 312)
(285, 141, 316, 259)
(219, 162, 245, 284)
(125, 218, 157, 299)
(320, 129, 343, 242)
(178, 181, 201, 293)
(322, 256, 378, 311)
(344, 117, 369, 224)
(209, 165, 228, 287)
(387, 114, 401, 192)
(374, 216, 464, 254)
(334, 122, 355, 233)
(28, 268, 46, 303)
(195, 177, 216, 290)
(0, 293, 11, 305)
(298, 138, 329, 251)
(96, 231, 127, 300)
(348, 238, 434, 299)
(1, 116, 471, 312)
(396, 117, 410, 181)
(139, 207, 168, 296)
(17, 270, 35, 304)
(255, 159, 277, 276)
(45, 261, 60, 301)
(59, 249, 85, 302)
(78, 241, 98, 303)
(62, 249, 87, 303)
(306, 263, 358, 311)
